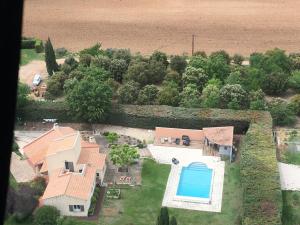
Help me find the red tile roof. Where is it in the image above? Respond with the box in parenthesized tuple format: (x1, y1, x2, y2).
(203, 126, 234, 146)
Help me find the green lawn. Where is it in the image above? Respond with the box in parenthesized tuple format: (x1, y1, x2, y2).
(99, 159, 242, 225)
(282, 191, 300, 225)
(20, 49, 44, 66)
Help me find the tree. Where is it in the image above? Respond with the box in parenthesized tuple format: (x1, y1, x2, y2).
(220, 84, 248, 109)
(16, 82, 30, 113)
(109, 59, 128, 82)
(13, 184, 38, 220)
(45, 38, 59, 76)
(289, 94, 300, 115)
(206, 78, 222, 88)
(64, 56, 78, 71)
(289, 53, 300, 70)
(79, 54, 92, 67)
(125, 61, 149, 86)
(45, 72, 68, 99)
(179, 84, 201, 108)
(150, 51, 169, 68)
(34, 206, 60, 225)
(91, 55, 111, 71)
(109, 144, 139, 171)
(157, 207, 169, 225)
(210, 50, 231, 64)
(170, 55, 187, 74)
(188, 55, 208, 70)
(207, 55, 230, 81)
(243, 67, 266, 91)
(158, 82, 180, 106)
(170, 216, 178, 225)
(182, 66, 208, 92)
(66, 77, 113, 122)
(164, 70, 181, 85)
(148, 60, 167, 84)
(262, 71, 289, 95)
(106, 132, 119, 145)
(137, 85, 159, 105)
(200, 84, 220, 108)
(193, 50, 207, 58)
(249, 89, 267, 110)
(232, 54, 244, 65)
(117, 81, 140, 104)
(288, 70, 300, 92)
(79, 43, 103, 57)
(267, 98, 296, 126)
(225, 71, 243, 85)
(112, 49, 131, 66)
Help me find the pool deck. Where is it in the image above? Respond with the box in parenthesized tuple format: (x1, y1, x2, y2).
(161, 156, 225, 212)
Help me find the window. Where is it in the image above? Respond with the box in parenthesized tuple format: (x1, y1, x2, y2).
(70, 205, 84, 212)
(96, 172, 99, 177)
(79, 169, 82, 173)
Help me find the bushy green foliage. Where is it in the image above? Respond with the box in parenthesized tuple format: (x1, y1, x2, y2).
(34, 206, 60, 225)
(106, 132, 119, 144)
(112, 48, 131, 66)
(232, 54, 244, 65)
(249, 89, 267, 110)
(109, 59, 128, 82)
(182, 66, 208, 92)
(170, 216, 178, 225)
(109, 144, 139, 168)
(200, 84, 220, 108)
(179, 84, 201, 108)
(45, 72, 68, 99)
(55, 47, 68, 58)
(118, 81, 140, 104)
(79, 43, 103, 57)
(30, 177, 46, 196)
(34, 39, 44, 53)
(45, 38, 59, 76)
(188, 55, 208, 70)
(207, 55, 230, 81)
(16, 83, 30, 114)
(164, 70, 181, 85)
(262, 72, 289, 95)
(91, 55, 111, 71)
(21, 39, 36, 49)
(288, 70, 300, 92)
(289, 53, 300, 70)
(220, 84, 248, 109)
(240, 122, 282, 225)
(148, 60, 167, 84)
(158, 82, 180, 106)
(289, 94, 300, 115)
(125, 61, 149, 86)
(193, 50, 207, 58)
(150, 51, 169, 68)
(268, 98, 296, 126)
(79, 53, 92, 67)
(137, 85, 159, 105)
(210, 50, 231, 64)
(64, 56, 78, 71)
(65, 76, 113, 122)
(157, 207, 169, 225)
(170, 55, 187, 74)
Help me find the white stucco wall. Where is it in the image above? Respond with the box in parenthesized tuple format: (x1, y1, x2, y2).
(97, 164, 106, 184)
(43, 176, 96, 217)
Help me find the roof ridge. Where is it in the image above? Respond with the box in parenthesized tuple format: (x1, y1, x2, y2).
(23, 128, 54, 150)
(52, 131, 78, 142)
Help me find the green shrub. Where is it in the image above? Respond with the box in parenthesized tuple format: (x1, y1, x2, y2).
(21, 39, 36, 49)
(35, 39, 44, 53)
(55, 47, 68, 58)
(34, 206, 60, 225)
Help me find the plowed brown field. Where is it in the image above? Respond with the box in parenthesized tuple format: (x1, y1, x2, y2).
(23, 0, 300, 56)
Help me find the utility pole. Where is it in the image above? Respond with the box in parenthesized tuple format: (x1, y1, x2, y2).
(192, 34, 195, 56)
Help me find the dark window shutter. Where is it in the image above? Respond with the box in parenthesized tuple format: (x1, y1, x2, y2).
(80, 205, 84, 212)
(69, 205, 73, 212)
(65, 161, 69, 170)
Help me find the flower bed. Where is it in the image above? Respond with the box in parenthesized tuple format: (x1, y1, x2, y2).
(106, 188, 121, 199)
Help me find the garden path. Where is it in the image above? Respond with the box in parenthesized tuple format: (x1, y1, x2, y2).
(10, 152, 35, 183)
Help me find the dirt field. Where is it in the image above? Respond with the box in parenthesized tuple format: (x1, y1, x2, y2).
(23, 0, 300, 56)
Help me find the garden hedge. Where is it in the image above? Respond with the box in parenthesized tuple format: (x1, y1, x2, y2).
(20, 101, 282, 224)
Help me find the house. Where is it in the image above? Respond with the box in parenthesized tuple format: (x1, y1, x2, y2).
(154, 126, 234, 160)
(23, 124, 106, 216)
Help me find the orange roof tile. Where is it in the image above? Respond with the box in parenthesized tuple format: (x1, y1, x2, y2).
(155, 127, 204, 141)
(78, 143, 106, 171)
(46, 132, 79, 156)
(23, 126, 76, 166)
(42, 166, 96, 200)
(203, 126, 234, 146)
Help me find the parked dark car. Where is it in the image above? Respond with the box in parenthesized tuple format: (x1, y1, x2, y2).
(175, 138, 180, 145)
(183, 139, 190, 146)
(182, 135, 190, 141)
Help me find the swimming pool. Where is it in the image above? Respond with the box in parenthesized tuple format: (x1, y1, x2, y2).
(176, 162, 213, 200)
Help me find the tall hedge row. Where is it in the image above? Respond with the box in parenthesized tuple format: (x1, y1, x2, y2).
(20, 101, 282, 224)
(240, 122, 282, 225)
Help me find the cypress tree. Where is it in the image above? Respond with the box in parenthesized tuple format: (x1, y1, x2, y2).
(45, 38, 58, 76)
(170, 216, 178, 225)
(157, 207, 169, 225)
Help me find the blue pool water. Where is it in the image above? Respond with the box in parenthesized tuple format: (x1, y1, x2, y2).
(176, 162, 213, 198)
